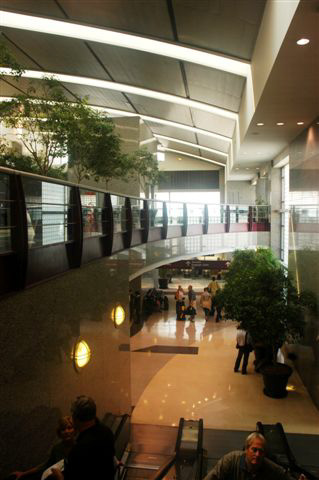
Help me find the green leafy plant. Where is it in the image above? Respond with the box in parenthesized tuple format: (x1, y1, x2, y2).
(0, 45, 160, 189)
(0, 78, 72, 175)
(0, 38, 24, 77)
(219, 248, 306, 363)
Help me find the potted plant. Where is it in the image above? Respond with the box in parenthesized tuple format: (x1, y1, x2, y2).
(158, 267, 172, 289)
(219, 248, 306, 398)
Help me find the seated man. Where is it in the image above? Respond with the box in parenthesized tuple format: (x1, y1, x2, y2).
(51, 396, 115, 480)
(203, 432, 306, 480)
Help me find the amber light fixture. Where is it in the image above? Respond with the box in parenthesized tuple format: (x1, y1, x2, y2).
(72, 339, 91, 370)
(112, 304, 126, 327)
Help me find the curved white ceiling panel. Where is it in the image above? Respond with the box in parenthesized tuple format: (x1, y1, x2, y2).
(0, 10, 251, 77)
(0, 68, 237, 121)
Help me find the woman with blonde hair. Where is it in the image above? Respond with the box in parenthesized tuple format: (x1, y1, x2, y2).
(12, 416, 75, 480)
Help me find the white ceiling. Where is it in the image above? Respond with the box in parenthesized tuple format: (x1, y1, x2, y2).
(0, 0, 317, 181)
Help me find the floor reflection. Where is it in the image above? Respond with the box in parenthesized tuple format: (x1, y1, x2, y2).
(131, 290, 319, 434)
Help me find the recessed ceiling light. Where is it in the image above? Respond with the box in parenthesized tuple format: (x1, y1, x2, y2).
(277, 122, 285, 126)
(256, 122, 264, 126)
(297, 121, 304, 125)
(297, 38, 310, 46)
(256, 167, 260, 170)
(235, 167, 240, 170)
(178, 157, 182, 160)
(245, 167, 250, 170)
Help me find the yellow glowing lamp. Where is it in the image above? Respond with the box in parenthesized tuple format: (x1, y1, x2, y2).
(73, 340, 91, 369)
(112, 305, 125, 327)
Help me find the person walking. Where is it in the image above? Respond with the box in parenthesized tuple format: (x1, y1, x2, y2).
(208, 276, 220, 318)
(175, 285, 184, 320)
(200, 287, 212, 322)
(234, 327, 253, 375)
(187, 285, 197, 322)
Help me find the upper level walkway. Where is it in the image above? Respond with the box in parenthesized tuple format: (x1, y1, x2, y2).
(0, 167, 270, 296)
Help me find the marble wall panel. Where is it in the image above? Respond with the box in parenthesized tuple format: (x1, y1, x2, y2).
(0, 256, 131, 476)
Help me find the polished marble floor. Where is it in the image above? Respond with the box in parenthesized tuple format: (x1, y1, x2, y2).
(130, 282, 319, 434)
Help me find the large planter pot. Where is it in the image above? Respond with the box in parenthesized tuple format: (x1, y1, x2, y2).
(158, 278, 169, 289)
(260, 363, 293, 398)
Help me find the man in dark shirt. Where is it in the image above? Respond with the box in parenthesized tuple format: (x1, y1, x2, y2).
(52, 395, 115, 480)
(203, 432, 306, 480)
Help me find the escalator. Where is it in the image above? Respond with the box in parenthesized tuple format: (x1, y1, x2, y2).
(256, 422, 319, 479)
(115, 417, 204, 480)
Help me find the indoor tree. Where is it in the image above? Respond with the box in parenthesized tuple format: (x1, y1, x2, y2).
(219, 248, 306, 366)
(0, 77, 72, 175)
(0, 44, 160, 189)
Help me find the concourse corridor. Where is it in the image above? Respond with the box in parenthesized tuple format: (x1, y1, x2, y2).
(130, 292, 319, 434)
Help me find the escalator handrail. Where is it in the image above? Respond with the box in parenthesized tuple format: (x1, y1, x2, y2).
(149, 454, 177, 480)
(175, 417, 185, 454)
(256, 422, 319, 480)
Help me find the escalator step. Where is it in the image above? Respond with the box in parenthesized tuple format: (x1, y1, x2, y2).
(125, 468, 156, 479)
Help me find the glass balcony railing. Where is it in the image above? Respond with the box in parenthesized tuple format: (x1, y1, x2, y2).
(207, 204, 226, 224)
(187, 203, 205, 225)
(229, 205, 249, 224)
(167, 201, 184, 226)
(23, 177, 74, 248)
(131, 198, 145, 230)
(80, 189, 106, 238)
(291, 205, 319, 224)
(0, 168, 273, 257)
(148, 200, 164, 228)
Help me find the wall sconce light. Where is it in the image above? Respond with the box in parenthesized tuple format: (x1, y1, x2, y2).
(112, 304, 125, 327)
(72, 339, 91, 371)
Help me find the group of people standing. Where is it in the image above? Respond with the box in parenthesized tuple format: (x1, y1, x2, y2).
(175, 275, 223, 323)
(9, 396, 116, 480)
(175, 284, 197, 321)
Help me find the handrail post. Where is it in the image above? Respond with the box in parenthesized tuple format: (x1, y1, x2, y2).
(67, 186, 83, 268)
(225, 205, 230, 232)
(10, 174, 28, 289)
(182, 203, 187, 236)
(123, 197, 132, 249)
(248, 206, 253, 231)
(142, 199, 149, 243)
(162, 202, 168, 239)
(203, 205, 208, 234)
(103, 192, 113, 255)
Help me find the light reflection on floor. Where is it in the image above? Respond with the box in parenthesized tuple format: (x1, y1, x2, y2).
(131, 289, 319, 434)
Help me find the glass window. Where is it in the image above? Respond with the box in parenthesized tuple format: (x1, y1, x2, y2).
(155, 191, 220, 204)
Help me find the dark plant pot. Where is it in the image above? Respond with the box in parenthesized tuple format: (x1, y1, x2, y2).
(260, 363, 293, 398)
(158, 278, 168, 289)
